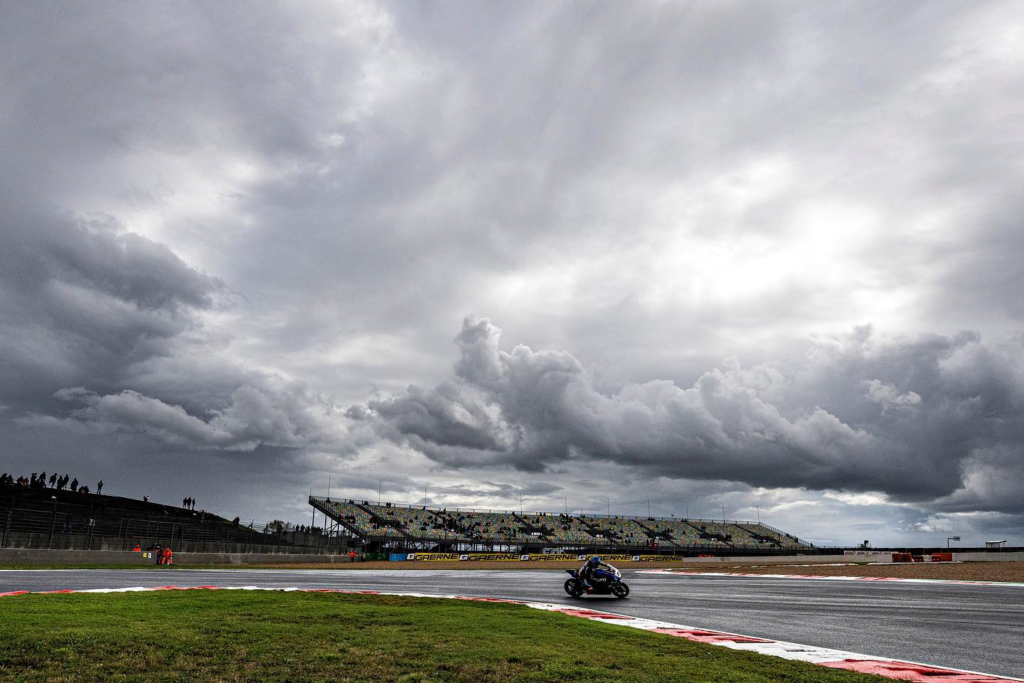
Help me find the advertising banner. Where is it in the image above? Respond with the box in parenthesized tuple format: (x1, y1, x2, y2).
(399, 552, 681, 562)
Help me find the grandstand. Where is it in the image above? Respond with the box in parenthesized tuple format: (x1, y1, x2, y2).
(0, 484, 342, 554)
(309, 496, 814, 556)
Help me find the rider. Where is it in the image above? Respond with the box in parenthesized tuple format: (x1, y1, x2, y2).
(578, 556, 616, 593)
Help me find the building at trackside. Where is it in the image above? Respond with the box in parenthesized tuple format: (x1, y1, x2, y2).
(309, 496, 814, 557)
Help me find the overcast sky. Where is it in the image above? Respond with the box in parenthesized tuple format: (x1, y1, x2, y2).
(2, 1, 1022, 547)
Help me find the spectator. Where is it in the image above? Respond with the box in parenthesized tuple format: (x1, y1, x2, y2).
(48, 473, 57, 488)
(70, 477, 78, 492)
(97, 480, 103, 495)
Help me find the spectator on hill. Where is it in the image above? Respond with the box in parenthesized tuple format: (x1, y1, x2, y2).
(48, 473, 57, 488)
(143, 496, 149, 502)
(70, 477, 78, 492)
(97, 480, 103, 495)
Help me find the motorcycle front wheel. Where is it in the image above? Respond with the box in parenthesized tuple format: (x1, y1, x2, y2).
(611, 582, 630, 598)
(564, 579, 584, 598)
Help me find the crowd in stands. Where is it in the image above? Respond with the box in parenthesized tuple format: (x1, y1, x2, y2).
(1, 471, 102, 495)
(311, 496, 811, 550)
(1, 472, 212, 520)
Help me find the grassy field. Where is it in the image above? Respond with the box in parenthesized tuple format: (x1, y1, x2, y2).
(0, 591, 884, 682)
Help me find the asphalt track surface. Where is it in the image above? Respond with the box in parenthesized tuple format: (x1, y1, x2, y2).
(1, 568, 1021, 678)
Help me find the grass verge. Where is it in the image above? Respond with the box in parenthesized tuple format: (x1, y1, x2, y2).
(0, 591, 884, 682)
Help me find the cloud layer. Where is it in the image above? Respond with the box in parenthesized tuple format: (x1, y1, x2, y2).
(359, 318, 1024, 514)
(1, 2, 1023, 544)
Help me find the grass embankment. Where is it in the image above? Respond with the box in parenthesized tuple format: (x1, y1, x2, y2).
(0, 591, 882, 682)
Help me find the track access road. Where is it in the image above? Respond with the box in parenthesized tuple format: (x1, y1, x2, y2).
(1, 568, 1021, 678)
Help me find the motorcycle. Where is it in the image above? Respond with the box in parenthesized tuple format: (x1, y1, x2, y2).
(564, 567, 630, 598)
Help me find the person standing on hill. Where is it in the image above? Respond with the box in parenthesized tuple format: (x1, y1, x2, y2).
(97, 480, 103, 495)
(70, 477, 78, 492)
(48, 473, 57, 488)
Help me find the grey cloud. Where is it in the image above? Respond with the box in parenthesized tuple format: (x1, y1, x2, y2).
(364, 383, 504, 452)
(18, 381, 347, 453)
(0, 208, 222, 410)
(3, 0, 1024, 540)
(360, 318, 1024, 512)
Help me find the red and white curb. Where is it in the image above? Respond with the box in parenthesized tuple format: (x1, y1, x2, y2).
(639, 569, 1024, 588)
(1, 585, 1020, 682)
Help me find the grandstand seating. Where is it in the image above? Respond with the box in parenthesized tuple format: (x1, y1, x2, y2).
(1, 486, 309, 552)
(313, 499, 404, 538)
(520, 513, 594, 544)
(367, 503, 450, 540)
(310, 496, 813, 551)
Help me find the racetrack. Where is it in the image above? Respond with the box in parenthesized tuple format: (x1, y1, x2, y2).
(2, 568, 1021, 678)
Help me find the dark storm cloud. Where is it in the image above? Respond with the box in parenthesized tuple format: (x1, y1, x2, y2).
(0, 207, 221, 408)
(357, 318, 1024, 512)
(2, 0, 1023, 539)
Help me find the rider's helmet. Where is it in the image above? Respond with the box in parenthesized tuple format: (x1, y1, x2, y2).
(588, 556, 601, 566)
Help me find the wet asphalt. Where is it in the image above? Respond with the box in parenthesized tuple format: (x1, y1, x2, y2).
(0, 568, 1021, 678)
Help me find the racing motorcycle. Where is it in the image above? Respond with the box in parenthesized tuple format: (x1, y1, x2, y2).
(564, 567, 630, 598)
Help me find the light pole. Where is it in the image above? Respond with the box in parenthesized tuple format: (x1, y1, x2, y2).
(947, 535, 960, 549)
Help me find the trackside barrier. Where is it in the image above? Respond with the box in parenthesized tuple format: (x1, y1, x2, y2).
(894, 553, 955, 563)
(400, 553, 679, 562)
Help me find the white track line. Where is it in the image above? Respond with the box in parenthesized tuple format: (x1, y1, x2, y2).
(2, 585, 1020, 682)
(639, 569, 1024, 587)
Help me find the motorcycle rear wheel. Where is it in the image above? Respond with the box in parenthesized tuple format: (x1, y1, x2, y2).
(564, 579, 584, 598)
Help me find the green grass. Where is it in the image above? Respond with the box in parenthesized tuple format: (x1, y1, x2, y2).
(0, 591, 884, 682)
